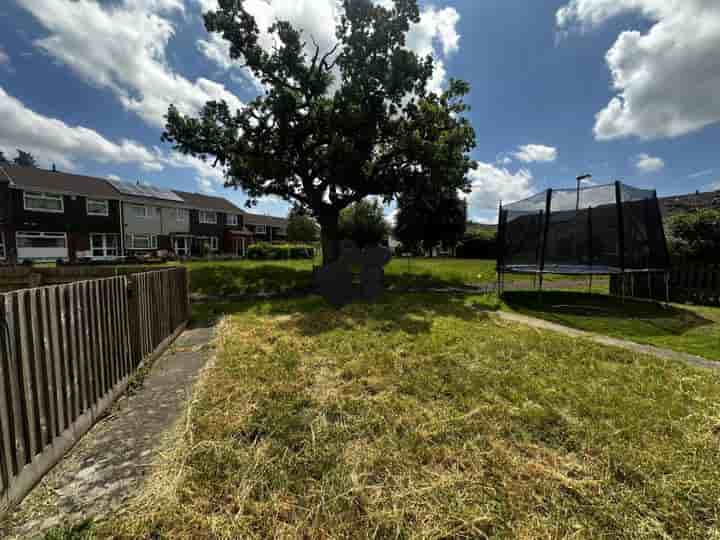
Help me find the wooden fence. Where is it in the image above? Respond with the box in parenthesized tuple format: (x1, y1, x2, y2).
(0, 267, 189, 513)
(609, 265, 720, 305)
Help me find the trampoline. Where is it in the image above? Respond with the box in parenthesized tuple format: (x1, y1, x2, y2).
(496, 181, 670, 299)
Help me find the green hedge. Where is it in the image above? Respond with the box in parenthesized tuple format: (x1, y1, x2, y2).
(247, 243, 316, 260)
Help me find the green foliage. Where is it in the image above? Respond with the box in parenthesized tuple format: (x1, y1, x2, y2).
(394, 183, 467, 253)
(338, 199, 389, 247)
(162, 0, 476, 263)
(666, 209, 720, 262)
(13, 149, 37, 167)
(286, 206, 319, 242)
(456, 232, 497, 259)
(247, 242, 315, 260)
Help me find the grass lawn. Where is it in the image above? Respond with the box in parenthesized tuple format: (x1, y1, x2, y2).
(183, 257, 595, 296)
(503, 290, 720, 361)
(106, 293, 720, 539)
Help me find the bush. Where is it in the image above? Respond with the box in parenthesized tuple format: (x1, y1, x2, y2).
(665, 209, 720, 263)
(456, 233, 497, 259)
(247, 243, 315, 260)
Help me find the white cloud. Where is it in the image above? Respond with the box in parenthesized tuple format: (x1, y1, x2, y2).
(0, 85, 160, 171)
(18, 0, 243, 128)
(157, 149, 227, 193)
(195, 0, 461, 95)
(107, 174, 121, 181)
(688, 169, 713, 178)
(635, 153, 665, 173)
(557, 0, 720, 140)
(466, 162, 534, 217)
(513, 144, 558, 163)
(707, 180, 720, 191)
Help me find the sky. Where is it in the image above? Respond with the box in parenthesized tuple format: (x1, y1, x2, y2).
(1, 0, 719, 223)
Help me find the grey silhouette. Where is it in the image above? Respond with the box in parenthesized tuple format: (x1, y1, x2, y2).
(314, 241, 392, 307)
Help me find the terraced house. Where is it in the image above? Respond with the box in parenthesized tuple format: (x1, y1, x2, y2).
(0, 165, 287, 264)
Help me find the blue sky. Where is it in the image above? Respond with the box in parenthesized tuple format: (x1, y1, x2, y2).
(1, 0, 719, 223)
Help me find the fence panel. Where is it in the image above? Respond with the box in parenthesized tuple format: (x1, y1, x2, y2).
(609, 264, 720, 305)
(0, 267, 188, 513)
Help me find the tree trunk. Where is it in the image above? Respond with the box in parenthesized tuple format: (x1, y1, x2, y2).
(320, 211, 341, 265)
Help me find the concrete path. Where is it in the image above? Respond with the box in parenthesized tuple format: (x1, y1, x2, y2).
(495, 310, 718, 371)
(0, 326, 214, 540)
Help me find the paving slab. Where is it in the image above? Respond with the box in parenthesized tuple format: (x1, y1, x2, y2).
(0, 326, 214, 540)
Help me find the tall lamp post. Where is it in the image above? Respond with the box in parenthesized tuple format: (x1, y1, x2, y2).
(576, 174, 592, 211)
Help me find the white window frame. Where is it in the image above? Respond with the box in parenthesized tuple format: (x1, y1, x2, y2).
(86, 198, 109, 216)
(130, 205, 151, 219)
(254, 224, 267, 234)
(0, 232, 5, 260)
(199, 210, 217, 224)
(209, 236, 219, 251)
(126, 233, 158, 250)
(23, 191, 64, 213)
(227, 214, 238, 226)
(176, 208, 189, 223)
(90, 233, 120, 259)
(173, 236, 191, 256)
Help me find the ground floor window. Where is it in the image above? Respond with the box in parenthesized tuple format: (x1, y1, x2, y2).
(209, 236, 219, 251)
(90, 233, 120, 259)
(126, 233, 158, 250)
(0, 232, 5, 259)
(16, 231, 68, 261)
(173, 236, 191, 256)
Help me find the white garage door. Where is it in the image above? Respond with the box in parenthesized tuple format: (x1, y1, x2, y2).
(16, 231, 69, 262)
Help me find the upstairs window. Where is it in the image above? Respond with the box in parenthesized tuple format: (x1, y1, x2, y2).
(130, 205, 150, 219)
(227, 214, 238, 226)
(24, 191, 64, 213)
(87, 198, 109, 216)
(176, 208, 189, 222)
(199, 210, 217, 224)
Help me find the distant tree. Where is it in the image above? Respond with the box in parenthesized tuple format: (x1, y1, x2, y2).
(338, 199, 389, 248)
(161, 0, 476, 264)
(0, 151, 9, 165)
(287, 205, 319, 243)
(13, 149, 37, 168)
(666, 209, 720, 261)
(394, 184, 467, 256)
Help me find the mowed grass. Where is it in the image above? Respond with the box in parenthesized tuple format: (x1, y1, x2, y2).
(108, 293, 720, 539)
(184, 257, 590, 296)
(503, 291, 720, 361)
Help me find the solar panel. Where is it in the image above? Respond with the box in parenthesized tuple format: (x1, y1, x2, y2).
(107, 179, 185, 203)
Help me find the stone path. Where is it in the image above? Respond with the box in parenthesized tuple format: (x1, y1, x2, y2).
(0, 326, 214, 540)
(495, 310, 718, 371)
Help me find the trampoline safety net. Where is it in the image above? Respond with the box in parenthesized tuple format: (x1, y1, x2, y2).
(497, 181, 670, 275)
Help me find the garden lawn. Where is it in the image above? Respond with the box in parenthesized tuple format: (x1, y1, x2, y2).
(503, 290, 720, 361)
(108, 293, 720, 539)
(183, 257, 591, 296)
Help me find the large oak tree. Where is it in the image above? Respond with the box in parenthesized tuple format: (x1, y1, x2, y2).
(163, 0, 476, 263)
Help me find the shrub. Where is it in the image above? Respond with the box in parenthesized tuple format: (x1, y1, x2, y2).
(247, 243, 315, 260)
(456, 233, 497, 259)
(665, 209, 720, 263)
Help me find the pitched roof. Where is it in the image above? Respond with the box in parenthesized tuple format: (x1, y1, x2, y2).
(244, 211, 288, 228)
(658, 189, 720, 217)
(1, 165, 119, 198)
(172, 189, 244, 213)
